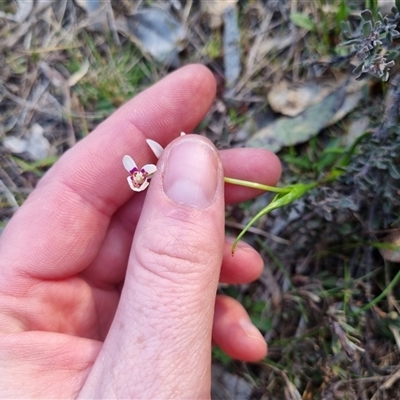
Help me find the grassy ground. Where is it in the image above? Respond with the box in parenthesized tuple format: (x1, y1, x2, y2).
(1, 0, 400, 399)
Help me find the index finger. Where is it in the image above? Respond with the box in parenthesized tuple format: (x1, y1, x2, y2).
(0, 64, 217, 281)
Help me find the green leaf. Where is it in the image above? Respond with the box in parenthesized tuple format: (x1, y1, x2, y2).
(361, 9, 373, 21)
(352, 62, 364, 75)
(365, 0, 378, 17)
(282, 154, 312, 171)
(340, 20, 351, 38)
(389, 164, 400, 179)
(393, 30, 400, 38)
(387, 50, 400, 61)
(290, 12, 315, 31)
(231, 182, 317, 253)
(337, 0, 350, 23)
(338, 132, 370, 168)
(361, 20, 373, 37)
(341, 38, 361, 46)
(315, 147, 347, 173)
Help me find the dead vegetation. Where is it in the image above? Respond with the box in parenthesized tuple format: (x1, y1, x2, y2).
(1, 0, 400, 399)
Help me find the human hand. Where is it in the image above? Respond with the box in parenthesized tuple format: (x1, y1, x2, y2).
(0, 65, 281, 399)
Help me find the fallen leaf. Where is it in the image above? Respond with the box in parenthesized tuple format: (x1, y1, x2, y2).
(3, 124, 51, 161)
(268, 77, 367, 118)
(248, 76, 367, 152)
(125, 7, 186, 66)
(331, 91, 363, 124)
(268, 80, 336, 117)
(223, 6, 241, 87)
(247, 87, 346, 152)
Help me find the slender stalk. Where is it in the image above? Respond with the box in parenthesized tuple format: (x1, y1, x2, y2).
(352, 268, 400, 315)
(224, 177, 291, 193)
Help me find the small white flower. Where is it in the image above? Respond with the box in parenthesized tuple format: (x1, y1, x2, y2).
(123, 155, 157, 192)
(146, 139, 164, 159)
(146, 132, 186, 159)
(123, 133, 186, 192)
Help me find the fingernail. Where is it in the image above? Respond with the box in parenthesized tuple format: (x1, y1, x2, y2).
(239, 319, 266, 343)
(163, 139, 219, 207)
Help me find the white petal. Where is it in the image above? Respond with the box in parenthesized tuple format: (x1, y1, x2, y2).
(180, 132, 186, 136)
(127, 176, 136, 191)
(138, 180, 150, 191)
(127, 176, 149, 192)
(146, 139, 164, 159)
(142, 164, 157, 177)
(123, 155, 137, 172)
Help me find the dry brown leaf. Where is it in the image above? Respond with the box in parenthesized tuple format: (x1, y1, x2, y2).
(268, 77, 367, 118)
(268, 80, 336, 117)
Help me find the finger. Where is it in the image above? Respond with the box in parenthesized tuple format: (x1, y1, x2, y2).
(219, 238, 264, 284)
(0, 64, 217, 284)
(85, 223, 263, 289)
(83, 147, 279, 286)
(212, 295, 267, 362)
(220, 148, 282, 203)
(80, 136, 224, 398)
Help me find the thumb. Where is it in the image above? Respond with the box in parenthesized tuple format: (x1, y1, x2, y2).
(82, 136, 225, 399)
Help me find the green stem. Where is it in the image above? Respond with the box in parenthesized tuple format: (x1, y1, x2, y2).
(352, 268, 400, 315)
(224, 177, 291, 193)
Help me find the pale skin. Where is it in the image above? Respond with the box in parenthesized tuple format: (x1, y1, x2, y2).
(0, 65, 281, 399)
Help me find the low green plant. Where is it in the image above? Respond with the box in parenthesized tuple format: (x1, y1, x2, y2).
(69, 34, 147, 116)
(341, 0, 400, 81)
(227, 134, 363, 253)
